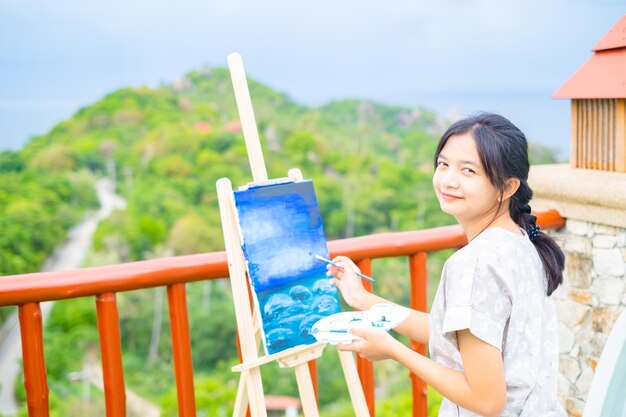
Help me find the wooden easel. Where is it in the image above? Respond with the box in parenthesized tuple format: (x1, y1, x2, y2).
(216, 53, 370, 417)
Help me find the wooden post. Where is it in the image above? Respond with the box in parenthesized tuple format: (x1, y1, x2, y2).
(95, 293, 126, 417)
(18, 303, 49, 417)
(167, 283, 197, 417)
(227, 53, 268, 183)
(338, 351, 371, 417)
(217, 178, 267, 417)
(409, 253, 428, 417)
(355, 258, 375, 417)
(615, 99, 626, 172)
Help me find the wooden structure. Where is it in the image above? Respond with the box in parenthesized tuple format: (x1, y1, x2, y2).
(553, 15, 626, 172)
(217, 53, 370, 417)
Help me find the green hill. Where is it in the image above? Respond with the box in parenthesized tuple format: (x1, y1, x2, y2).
(15, 67, 454, 265)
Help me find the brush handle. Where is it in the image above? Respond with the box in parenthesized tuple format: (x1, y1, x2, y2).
(313, 253, 376, 282)
(354, 270, 376, 283)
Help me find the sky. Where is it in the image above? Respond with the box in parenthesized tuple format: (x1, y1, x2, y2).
(1, 0, 624, 158)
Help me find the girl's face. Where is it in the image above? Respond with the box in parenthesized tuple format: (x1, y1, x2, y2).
(433, 132, 501, 224)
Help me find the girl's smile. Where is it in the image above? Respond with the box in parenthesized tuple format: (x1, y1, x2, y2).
(433, 132, 500, 222)
(433, 131, 524, 242)
(439, 191, 463, 201)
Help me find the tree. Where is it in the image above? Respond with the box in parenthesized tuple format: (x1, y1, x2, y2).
(28, 144, 75, 172)
(167, 213, 221, 255)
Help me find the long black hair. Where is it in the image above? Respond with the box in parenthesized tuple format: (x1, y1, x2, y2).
(434, 112, 564, 296)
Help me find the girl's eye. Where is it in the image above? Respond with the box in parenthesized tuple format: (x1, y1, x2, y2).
(436, 161, 447, 168)
(462, 167, 475, 174)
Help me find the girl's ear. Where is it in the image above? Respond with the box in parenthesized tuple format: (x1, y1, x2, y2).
(503, 178, 521, 200)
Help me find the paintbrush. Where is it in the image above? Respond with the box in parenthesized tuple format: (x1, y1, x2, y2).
(309, 252, 376, 283)
(313, 328, 350, 333)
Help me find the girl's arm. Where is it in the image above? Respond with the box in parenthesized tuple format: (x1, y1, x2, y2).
(328, 256, 429, 344)
(341, 327, 507, 417)
(392, 309, 430, 345)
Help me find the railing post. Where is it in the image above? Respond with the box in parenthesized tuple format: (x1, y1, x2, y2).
(18, 302, 49, 417)
(356, 258, 375, 417)
(167, 283, 197, 417)
(409, 253, 428, 417)
(95, 293, 126, 417)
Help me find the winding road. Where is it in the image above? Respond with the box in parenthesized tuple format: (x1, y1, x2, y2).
(0, 178, 126, 416)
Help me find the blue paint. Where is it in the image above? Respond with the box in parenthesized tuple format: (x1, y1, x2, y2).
(233, 180, 341, 355)
(310, 252, 376, 282)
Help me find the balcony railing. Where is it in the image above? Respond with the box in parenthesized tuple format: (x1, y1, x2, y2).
(0, 210, 565, 417)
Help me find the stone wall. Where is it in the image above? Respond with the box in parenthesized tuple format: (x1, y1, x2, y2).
(548, 221, 626, 417)
(529, 164, 626, 417)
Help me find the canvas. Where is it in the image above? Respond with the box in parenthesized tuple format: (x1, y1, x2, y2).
(233, 179, 341, 355)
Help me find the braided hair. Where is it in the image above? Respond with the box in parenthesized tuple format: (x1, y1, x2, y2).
(434, 113, 564, 295)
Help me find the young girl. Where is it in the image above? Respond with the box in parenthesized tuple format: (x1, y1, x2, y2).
(328, 113, 567, 417)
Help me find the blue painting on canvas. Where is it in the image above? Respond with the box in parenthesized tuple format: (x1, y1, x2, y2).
(233, 180, 341, 355)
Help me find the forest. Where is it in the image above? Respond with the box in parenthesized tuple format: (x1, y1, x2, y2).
(0, 67, 559, 416)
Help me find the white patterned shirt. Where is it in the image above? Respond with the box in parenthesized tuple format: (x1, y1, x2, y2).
(429, 228, 566, 417)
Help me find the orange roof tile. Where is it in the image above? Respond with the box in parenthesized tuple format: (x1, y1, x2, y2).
(553, 15, 626, 99)
(264, 395, 301, 410)
(194, 121, 212, 133)
(225, 120, 242, 132)
(593, 15, 626, 51)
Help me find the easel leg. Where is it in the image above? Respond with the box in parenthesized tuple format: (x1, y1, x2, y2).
(245, 368, 266, 417)
(338, 351, 371, 417)
(218, 178, 267, 417)
(233, 371, 249, 417)
(294, 363, 320, 417)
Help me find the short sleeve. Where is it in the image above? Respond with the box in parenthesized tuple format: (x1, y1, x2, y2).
(441, 250, 512, 350)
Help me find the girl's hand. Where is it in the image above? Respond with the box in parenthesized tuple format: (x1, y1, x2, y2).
(336, 327, 397, 361)
(326, 256, 369, 310)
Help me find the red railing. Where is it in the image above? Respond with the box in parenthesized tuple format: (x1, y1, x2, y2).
(0, 210, 565, 417)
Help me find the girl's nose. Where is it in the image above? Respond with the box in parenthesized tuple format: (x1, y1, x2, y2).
(440, 169, 460, 188)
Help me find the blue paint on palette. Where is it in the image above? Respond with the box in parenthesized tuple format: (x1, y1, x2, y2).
(233, 180, 341, 355)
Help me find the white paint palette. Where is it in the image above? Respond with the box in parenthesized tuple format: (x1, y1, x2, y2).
(311, 304, 411, 345)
